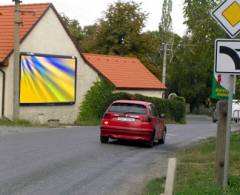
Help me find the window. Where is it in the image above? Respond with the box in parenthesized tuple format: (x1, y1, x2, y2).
(109, 103, 146, 115)
(150, 104, 158, 117)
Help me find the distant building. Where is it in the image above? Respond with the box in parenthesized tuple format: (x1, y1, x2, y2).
(83, 53, 166, 98)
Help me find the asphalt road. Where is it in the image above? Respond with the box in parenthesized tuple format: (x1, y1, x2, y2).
(0, 115, 217, 195)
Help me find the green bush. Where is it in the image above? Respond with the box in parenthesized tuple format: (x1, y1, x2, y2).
(77, 79, 114, 123)
(77, 79, 186, 124)
(128, 94, 186, 123)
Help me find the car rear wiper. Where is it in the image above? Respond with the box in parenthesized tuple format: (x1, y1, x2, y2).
(123, 112, 140, 115)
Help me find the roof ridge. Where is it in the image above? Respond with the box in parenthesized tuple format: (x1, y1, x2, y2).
(0, 3, 51, 8)
(0, 2, 51, 63)
(83, 53, 139, 60)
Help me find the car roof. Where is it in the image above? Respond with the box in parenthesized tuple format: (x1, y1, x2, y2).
(111, 99, 152, 106)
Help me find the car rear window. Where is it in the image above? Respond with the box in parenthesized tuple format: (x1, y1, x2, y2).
(109, 103, 146, 114)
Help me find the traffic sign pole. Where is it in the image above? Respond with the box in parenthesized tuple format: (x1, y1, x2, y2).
(212, 0, 240, 187)
(223, 75, 234, 187)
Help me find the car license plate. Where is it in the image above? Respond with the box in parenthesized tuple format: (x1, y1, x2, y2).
(117, 117, 135, 122)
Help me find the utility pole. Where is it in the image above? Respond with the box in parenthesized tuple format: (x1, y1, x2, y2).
(161, 43, 173, 98)
(13, 0, 21, 120)
(162, 43, 167, 85)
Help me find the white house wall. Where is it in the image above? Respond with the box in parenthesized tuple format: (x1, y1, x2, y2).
(0, 71, 3, 118)
(114, 89, 164, 99)
(4, 7, 98, 124)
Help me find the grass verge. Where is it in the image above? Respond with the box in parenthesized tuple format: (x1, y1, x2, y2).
(75, 118, 101, 126)
(0, 118, 32, 126)
(142, 177, 165, 195)
(142, 132, 240, 195)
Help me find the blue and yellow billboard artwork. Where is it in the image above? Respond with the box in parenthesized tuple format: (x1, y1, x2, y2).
(20, 53, 76, 105)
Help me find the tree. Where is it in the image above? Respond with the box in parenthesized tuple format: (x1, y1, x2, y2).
(80, 24, 99, 52)
(183, 0, 225, 73)
(95, 1, 147, 56)
(159, 0, 173, 43)
(60, 2, 176, 87)
(138, 31, 162, 78)
(168, 36, 208, 112)
(61, 14, 84, 44)
(167, 0, 226, 111)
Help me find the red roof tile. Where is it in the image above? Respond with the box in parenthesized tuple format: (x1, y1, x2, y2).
(83, 53, 166, 90)
(0, 3, 50, 63)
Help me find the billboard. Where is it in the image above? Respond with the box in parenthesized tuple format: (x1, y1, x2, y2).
(19, 53, 77, 105)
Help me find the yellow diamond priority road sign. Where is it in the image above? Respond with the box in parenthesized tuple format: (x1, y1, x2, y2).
(212, 0, 240, 38)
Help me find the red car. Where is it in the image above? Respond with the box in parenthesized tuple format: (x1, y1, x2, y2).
(100, 100, 166, 147)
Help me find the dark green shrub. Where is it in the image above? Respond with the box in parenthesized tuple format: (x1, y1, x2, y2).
(131, 94, 186, 123)
(77, 79, 114, 123)
(169, 98, 186, 122)
(112, 92, 132, 101)
(77, 79, 186, 124)
(173, 96, 186, 103)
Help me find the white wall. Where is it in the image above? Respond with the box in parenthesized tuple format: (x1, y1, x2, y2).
(4, 8, 98, 124)
(114, 89, 164, 99)
(0, 71, 3, 118)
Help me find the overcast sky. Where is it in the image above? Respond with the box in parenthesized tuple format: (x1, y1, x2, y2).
(2, 0, 187, 36)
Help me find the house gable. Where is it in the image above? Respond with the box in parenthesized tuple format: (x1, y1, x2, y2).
(0, 3, 51, 64)
(2, 4, 98, 122)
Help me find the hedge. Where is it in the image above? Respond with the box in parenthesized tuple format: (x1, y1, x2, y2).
(76, 79, 186, 124)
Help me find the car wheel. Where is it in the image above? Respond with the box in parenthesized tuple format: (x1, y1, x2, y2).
(146, 131, 155, 148)
(159, 129, 166, 144)
(100, 136, 109, 144)
(212, 119, 217, 123)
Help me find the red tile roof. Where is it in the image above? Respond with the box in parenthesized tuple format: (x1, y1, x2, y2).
(0, 3, 50, 63)
(0, 3, 166, 90)
(83, 53, 166, 90)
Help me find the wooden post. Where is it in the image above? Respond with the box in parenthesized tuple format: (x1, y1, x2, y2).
(223, 75, 234, 187)
(215, 100, 228, 186)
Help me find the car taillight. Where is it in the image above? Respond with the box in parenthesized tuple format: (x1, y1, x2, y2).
(103, 113, 112, 119)
(140, 116, 152, 122)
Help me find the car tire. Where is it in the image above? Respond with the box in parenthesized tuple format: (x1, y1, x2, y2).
(100, 136, 109, 144)
(146, 131, 155, 148)
(212, 119, 217, 123)
(159, 129, 166, 144)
